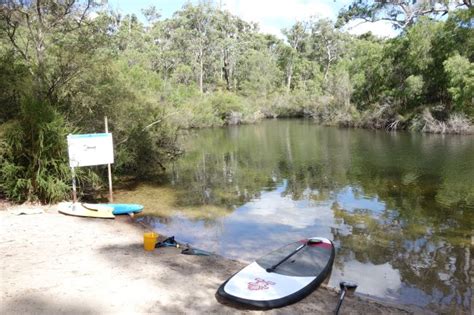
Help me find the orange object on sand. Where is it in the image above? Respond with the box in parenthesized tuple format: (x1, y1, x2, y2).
(143, 232, 158, 251)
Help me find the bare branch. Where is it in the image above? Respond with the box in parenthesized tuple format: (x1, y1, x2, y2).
(76, 0, 91, 28)
(116, 112, 179, 146)
(36, 0, 43, 27)
(340, 0, 466, 30)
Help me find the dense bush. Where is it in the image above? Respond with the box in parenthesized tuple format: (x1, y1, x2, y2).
(0, 98, 71, 202)
(444, 54, 474, 116)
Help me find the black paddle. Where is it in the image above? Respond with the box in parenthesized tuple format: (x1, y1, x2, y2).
(266, 239, 322, 273)
(334, 281, 358, 315)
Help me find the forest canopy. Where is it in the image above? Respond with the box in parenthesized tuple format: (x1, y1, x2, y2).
(0, 0, 473, 202)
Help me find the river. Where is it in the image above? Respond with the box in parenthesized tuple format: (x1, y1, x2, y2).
(117, 119, 473, 313)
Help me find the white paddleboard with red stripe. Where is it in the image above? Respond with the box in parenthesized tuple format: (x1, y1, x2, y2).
(217, 237, 335, 309)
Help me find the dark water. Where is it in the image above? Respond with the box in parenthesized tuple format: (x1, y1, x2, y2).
(133, 120, 473, 313)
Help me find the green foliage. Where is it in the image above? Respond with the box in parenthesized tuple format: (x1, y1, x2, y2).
(346, 37, 387, 109)
(1, 1, 473, 203)
(185, 97, 224, 128)
(404, 75, 424, 103)
(237, 49, 282, 96)
(0, 1, 109, 101)
(405, 18, 441, 72)
(444, 54, 474, 116)
(0, 97, 70, 202)
(0, 50, 30, 122)
(114, 122, 179, 177)
(167, 91, 263, 128)
(210, 92, 244, 121)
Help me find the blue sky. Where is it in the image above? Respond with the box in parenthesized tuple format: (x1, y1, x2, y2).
(107, 0, 397, 38)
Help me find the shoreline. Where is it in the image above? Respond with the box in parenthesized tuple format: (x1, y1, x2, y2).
(185, 116, 474, 135)
(1, 202, 428, 314)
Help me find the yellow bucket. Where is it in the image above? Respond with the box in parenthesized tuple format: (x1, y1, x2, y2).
(143, 232, 158, 251)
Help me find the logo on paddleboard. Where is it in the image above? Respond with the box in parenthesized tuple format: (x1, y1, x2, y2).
(248, 278, 275, 290)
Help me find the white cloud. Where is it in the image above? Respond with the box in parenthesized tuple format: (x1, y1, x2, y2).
(222, 0, 336, 36)
(221, 1, 399, 38)
(258, 25, 285, 38)
(224, 0, 334, 21)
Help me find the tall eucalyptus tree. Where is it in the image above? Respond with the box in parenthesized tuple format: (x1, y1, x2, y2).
(167, 3, 219, 94)
(308, 19, 345, 83)
(282, 21, 310, 92)
(214, 9, 255, 91)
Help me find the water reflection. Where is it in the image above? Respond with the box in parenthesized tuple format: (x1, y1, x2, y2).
(129, 120, 473, 313)
(329, 260, 402, 299)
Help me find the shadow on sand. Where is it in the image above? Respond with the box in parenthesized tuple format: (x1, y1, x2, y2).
(96, 239, 248, 313)
(0, 295, 98, 314)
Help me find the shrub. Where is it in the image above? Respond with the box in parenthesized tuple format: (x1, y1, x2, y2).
(0, 97, 71, 202)
(358, 102, 407, 131)
(413, 109, 473, 134)
(444, 54, 474, 117)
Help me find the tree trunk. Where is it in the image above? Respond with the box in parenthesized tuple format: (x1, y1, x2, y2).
(199, 48, 204, 94)
(287, 70, 292, 93)
(286, 60, 293, 94)
(223, 50, 231, 91)
(324, 44, 332, 83)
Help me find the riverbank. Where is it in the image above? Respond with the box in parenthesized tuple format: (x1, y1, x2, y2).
(0, 202, 427, 314)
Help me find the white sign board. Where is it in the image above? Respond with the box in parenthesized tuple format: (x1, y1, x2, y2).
(67, 133, 114, 167)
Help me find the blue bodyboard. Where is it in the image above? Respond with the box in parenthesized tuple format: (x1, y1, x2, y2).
(109, 203, 144, 215)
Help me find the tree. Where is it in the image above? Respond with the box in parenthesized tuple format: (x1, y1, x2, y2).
(214, 9, 255, 91)
(237, 48, 281, 97)
(0, 0, 106, 102)
(142, 5, 161, 23)
(346, 35, 387, 108)
(444, 54, 474, 115)
(338, 0, 471, 30)
(308, 19, 345, 83)
(0, 1, 111, 202)
(0, 48, 28, 121)
(167, 3, 218, 94)
(282, 21, 309, 92)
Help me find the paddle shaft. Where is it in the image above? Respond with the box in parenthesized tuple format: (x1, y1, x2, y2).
(266, 243, 306, 273)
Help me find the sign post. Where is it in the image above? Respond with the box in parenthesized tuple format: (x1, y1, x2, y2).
(105, 116, 113, 202)
(71, 167, 77, 204)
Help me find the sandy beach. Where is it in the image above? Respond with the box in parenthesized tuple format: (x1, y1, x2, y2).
(0, 202, 425, 314)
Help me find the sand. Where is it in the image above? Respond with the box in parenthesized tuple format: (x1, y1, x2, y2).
(0, 203, 425, 314)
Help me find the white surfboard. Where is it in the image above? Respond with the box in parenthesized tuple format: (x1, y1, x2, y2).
(57, 202, 115, 219)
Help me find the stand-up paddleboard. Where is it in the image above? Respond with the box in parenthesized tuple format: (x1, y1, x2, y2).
(83, 203, 144, 215)
(217, 237, 335, 309)
(57, 202, 115, 219)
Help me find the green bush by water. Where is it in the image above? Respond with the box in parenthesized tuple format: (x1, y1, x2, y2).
(0, 98, 71, 202)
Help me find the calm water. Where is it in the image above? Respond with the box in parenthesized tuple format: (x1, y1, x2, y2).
(128, 120, 473, 313)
